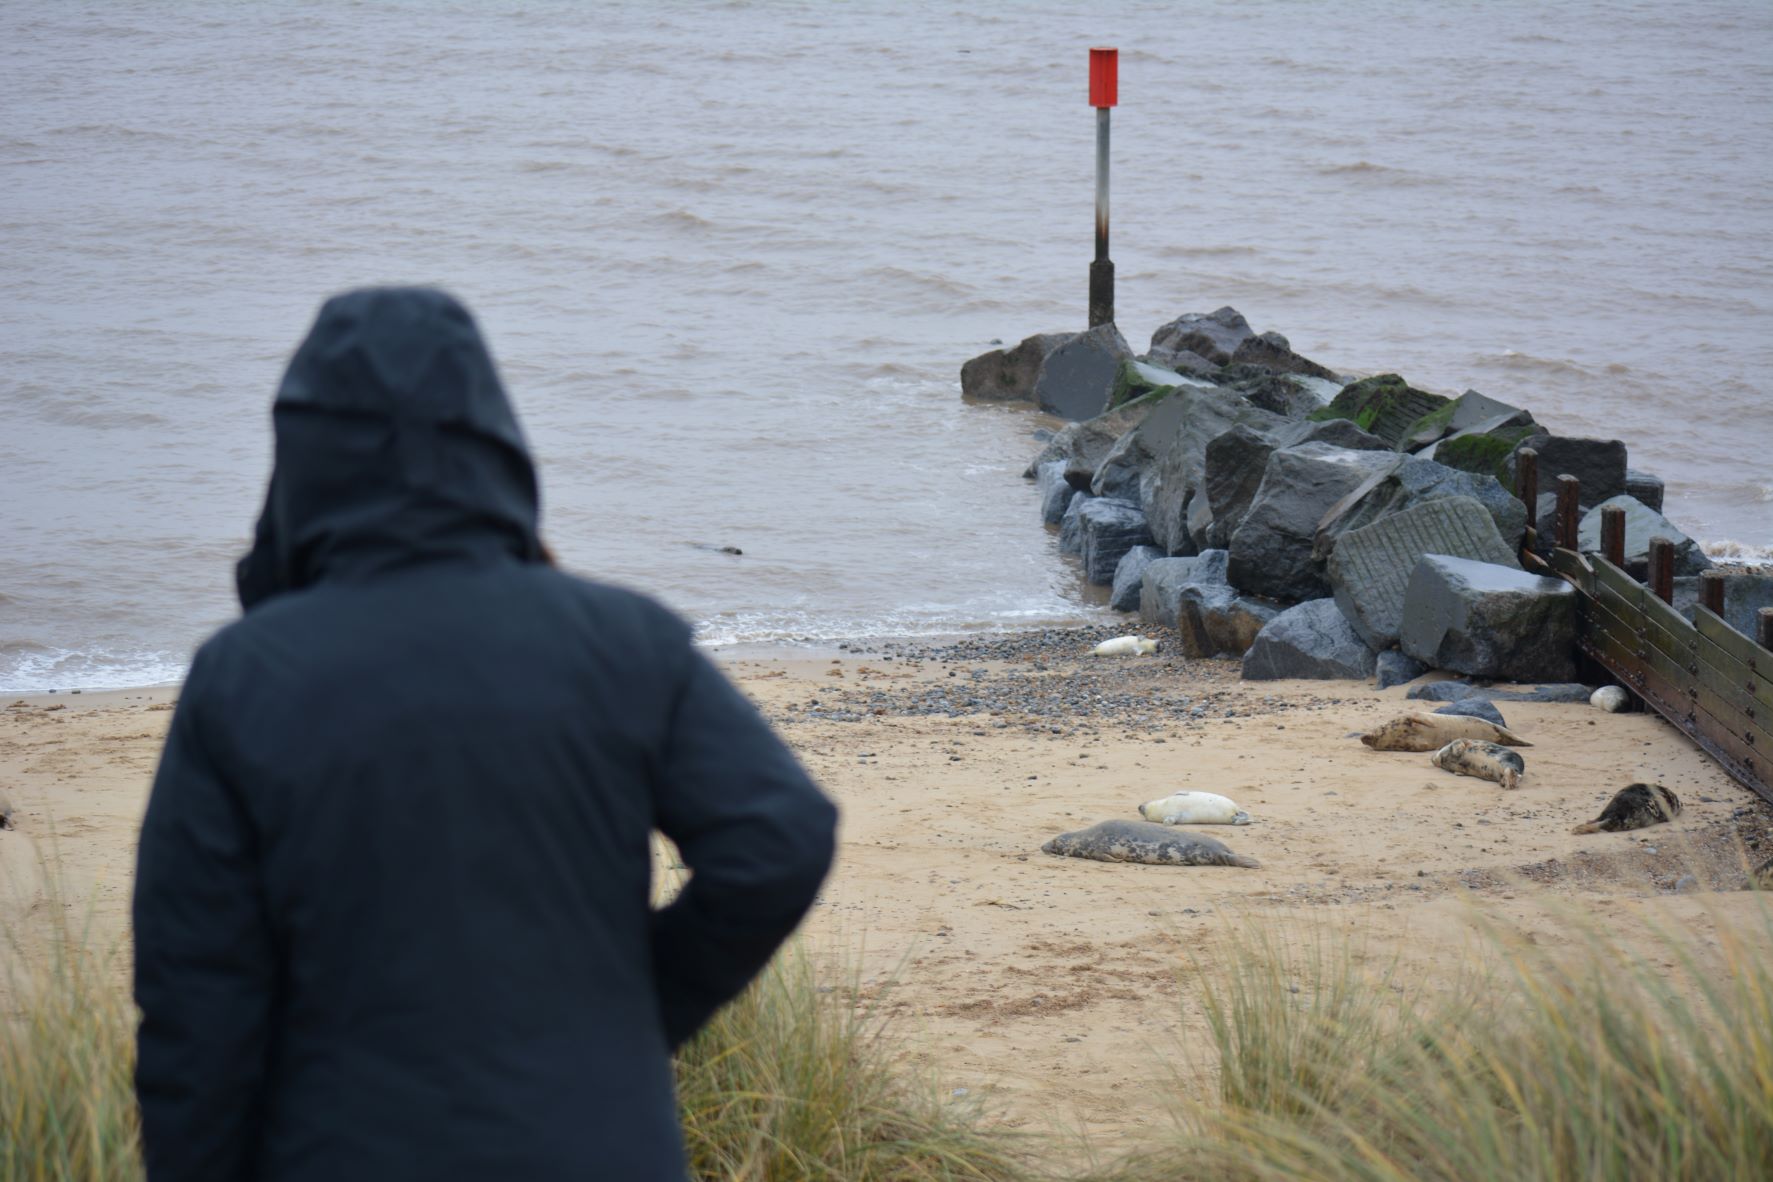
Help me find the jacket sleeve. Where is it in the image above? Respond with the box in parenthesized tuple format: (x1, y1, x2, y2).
(650, 646, 838, 1048)
(133, 653, 277, 1181)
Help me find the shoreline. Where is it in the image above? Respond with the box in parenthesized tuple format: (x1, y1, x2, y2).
(6, 627, 1772, 1154)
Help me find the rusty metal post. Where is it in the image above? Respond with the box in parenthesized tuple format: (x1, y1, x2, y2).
(1699, 570, 1726, 617)
(1556, 474, 1580, 550)
(1600, 504, 1626, 566)
(1758, 607, 1773, 652)
(1518, 447, 1539, 534)
(1648, 537, 1675, 603)
(1088, 48, 1117, 328)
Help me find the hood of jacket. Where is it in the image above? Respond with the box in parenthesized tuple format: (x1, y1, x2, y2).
(236, 288, 542, 611)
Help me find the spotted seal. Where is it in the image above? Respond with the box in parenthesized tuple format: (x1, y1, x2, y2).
(1138, 791, 1250, 826)
(1430, 739, 1525, 790)
(1092, 636, 1159, 657)
(1571, 783, 1681, 834)
(1041, 820, 1259, 867)
(1360, 711, 1531, 752)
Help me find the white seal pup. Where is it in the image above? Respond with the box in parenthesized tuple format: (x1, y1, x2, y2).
(1590, 686, 1630, 712)
(1092, 636, 1159, 657)
(1571, 783, 1681, 834)
(1430, 739, 1525, 790)
(1041, 820, 1259, 867)
(1360, 711, 1531, 752)
(1138, 791, 1250, 826)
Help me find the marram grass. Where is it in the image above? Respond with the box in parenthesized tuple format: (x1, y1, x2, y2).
(1093, 893, 1773, 1182)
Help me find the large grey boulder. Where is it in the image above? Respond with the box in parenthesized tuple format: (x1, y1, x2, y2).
(1140, 551, 1230, 630)
(1400, 556, 1578, 682)
(1110, 545, 1164, 612)
(961, 331, 1074, 402)
(1315, 374, 1451, 448)
(1242, 598, 1378, 681)
(1327, 496, 1520, 651)
(1398, 389, 1533, 452)
(1318, 457, 1528, 557)
(1375, 650, 1428, 689)
(1625, 469, 1665, 514)
(1193, 418, 1393, 553)
(1178, 584, 1284, 659)
(1025, 397, 1152, 486)
(1228, 331, 1340, 382)
(1090, 394, 1188, 503)
(1141, 388, 1284, 554)
(1670, 571, 1773, 638)
(1576, 494, 1712, 579)
(1227, 443, 1400, 602)
(1506, 435, 1627, 507)
(1034, 323, 1135, 420)
(1057, 491, 1091, 555)
(1076, 498, 1155, 586)
(1039, 463, 1077, 524)
(1148, 306, 1253, 367)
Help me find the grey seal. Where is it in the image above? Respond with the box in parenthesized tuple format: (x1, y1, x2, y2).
(1571, 783, 1681, 834)
(1041, 820, 1259, 868)
(1430, 739, 1525, 790)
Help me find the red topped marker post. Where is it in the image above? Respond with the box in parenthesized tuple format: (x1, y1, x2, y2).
(1088, 47, 1118, 328)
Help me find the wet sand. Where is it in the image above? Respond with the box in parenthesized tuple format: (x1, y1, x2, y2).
(4, 635, 1771, 1158)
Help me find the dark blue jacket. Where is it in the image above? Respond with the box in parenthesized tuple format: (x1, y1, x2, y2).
(133, 288, 837, 1181)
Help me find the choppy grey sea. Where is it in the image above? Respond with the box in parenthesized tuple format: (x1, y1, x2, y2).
(3, 0, 1770, 691)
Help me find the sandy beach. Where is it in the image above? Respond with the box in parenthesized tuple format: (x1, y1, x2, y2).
(4, 632, 1771, 1160)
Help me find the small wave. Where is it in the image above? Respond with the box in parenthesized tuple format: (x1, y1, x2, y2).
(1155, 243, 1259, 259)
(1315, 160, 1441, 186)
(654, 208, 713, 230)
(1472, 350, 1596, 379)
(1703, 539, 1773, 566)
(862, 265, 973, 299)
(0, 646, 188, 693)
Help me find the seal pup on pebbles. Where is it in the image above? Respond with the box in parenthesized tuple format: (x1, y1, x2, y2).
(1430, 739, 1525, 790)
(1092, 636, 1159, 657)
(1361, 712, 1531, 752)
(1571, 783, 1681, 834)
(1139, 791, 1250, 825)
(1042, 820, 1259, 867)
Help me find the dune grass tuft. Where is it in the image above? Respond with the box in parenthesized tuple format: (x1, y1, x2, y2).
(675, 950, 1032, 1181)
(1095, 896, 1773, 1182)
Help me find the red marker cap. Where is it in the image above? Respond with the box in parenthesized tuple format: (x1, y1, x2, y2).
(1089, 47, 1118, 108)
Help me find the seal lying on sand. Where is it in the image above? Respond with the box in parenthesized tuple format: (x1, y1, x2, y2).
(1361, 712, 1531, 752)
(1042, 820, 1259, 867)
(1139, 791, 1250, 825)
(1430, 739, 1525, 790)
(1092, 636, 1159, 657)
(1571, 783, 1681, 833)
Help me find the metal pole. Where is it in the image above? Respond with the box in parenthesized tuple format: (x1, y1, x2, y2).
(1089, 106, 1113, 328)
(1088, 48, 1117, 328)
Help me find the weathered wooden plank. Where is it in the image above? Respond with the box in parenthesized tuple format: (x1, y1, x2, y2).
(1581, 588, 1772, 736)
(1697, 608, 1772, 678)
(1579, 628, 1771, 803)
(1585, 565, 1773, 714)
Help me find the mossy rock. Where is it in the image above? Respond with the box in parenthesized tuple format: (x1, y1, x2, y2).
(1396, 400, 1462, 450)
(1310, 374, 1450, 447)
(1436, 424, 1541, 489)
(1107, 359, 1180, 411)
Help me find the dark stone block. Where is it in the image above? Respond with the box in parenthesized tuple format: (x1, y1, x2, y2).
(1400, 556, 1578, 682)
(1111, 545, 1165, 612)
(1076, 498, 1153, 585)
(1375, 650, 1428, 690)
(1435, 698, 1507, 727)
(1147, 306, 1253, 367)
(1241, 598, 1377, 681)
(1034, 323, 1135, 421)
(961, 331, 1075, 401)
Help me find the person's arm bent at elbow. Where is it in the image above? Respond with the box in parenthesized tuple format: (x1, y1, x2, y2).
(649, 646, 838, 1049)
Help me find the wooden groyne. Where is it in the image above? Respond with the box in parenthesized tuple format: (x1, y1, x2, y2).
(1518, 447, 1773, 805)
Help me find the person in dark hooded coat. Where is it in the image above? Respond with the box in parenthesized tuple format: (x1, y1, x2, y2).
(132, 287, 838, 1182)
